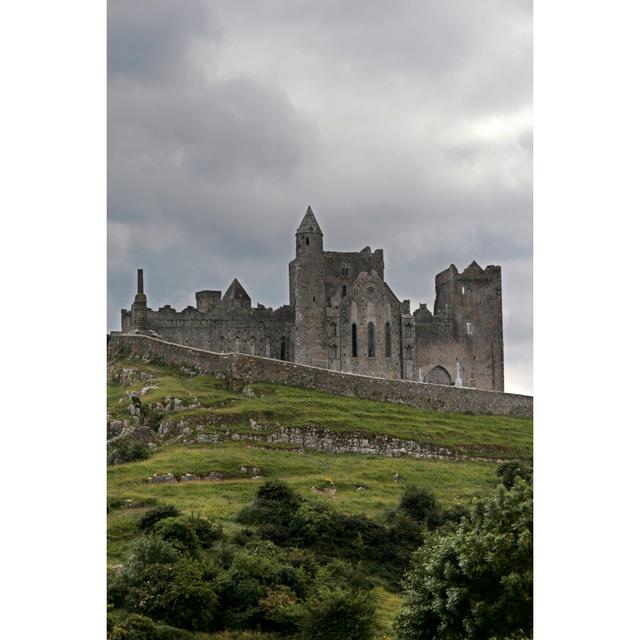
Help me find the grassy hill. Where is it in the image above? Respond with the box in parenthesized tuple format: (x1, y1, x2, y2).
(107, 357, 532, 638)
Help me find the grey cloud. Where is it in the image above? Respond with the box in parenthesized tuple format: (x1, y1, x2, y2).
(108, 0, 216, 80)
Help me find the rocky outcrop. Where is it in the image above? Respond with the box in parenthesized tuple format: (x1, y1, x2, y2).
(157, 420, 509, 462)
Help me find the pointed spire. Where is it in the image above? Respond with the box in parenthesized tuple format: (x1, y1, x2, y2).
(223, 278, 250, 302)
(296, 205, 322, 235)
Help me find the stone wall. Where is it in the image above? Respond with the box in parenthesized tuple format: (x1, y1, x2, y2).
(108, 333, 532, 418)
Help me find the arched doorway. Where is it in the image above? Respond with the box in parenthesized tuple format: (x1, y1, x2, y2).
(425, 365, 452, 386)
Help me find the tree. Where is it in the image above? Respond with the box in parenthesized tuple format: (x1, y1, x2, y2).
(394, 479, 533, 640)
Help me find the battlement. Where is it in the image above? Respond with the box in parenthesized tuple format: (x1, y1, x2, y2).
(195, 290, 221, 312)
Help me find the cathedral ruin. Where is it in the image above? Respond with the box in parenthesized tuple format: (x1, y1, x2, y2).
(121, 207, 505, 391)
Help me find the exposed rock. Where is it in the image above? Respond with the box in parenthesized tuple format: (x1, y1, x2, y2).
(140, 385, 158, 396)
(240, 465, 261, 475)
(311, 486, 336, 497)
(107, 365, 152, 387)
(107, 420, 125, 438)
(152, 419, 507, 463)
(111, 564, 124, 577)
(148, 473, 177, 484)
(180, 473, 199, 482)
(207, 471, 225, 480)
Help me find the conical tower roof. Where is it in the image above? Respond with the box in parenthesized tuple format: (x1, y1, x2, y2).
(223, 278, 250, 302)
(296, 205, 322, 235)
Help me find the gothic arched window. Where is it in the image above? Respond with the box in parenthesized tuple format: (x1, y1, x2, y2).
(367, 322, 375, 358)
(384, 322, 391, 358)
(351, 323, 358, 357)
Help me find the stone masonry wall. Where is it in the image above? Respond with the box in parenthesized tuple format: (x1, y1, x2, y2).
(108, 333, 532, 418)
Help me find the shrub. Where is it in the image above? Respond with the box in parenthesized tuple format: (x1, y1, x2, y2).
(237, 481, 301, 529)
(258, 586, 305, 634)
(398, 485, 442, 528)
(440, 503, 469, 526)
(185, 513, 223, 548)
(152, 516, 201, 556)
(109, 439, 151, 465)
(140, 404, 163, 432)
(313, 559, 373, 592)
(107, 613, 193, 640)
(220, 541, 308, 630)
(385, 511, 424, 550)
(300, 587, 376, 640)
(138, 505, 180, 533)
(108, 496, 127, 512)
(124, 535, 178, 582)
(125, 560, 220, 632)
(497, 461, 532, 488)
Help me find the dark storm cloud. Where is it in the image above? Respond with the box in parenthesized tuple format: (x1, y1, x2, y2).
(108, 0, 532, 393)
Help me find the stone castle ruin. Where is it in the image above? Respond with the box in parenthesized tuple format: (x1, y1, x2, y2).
(121, 207, 505, 391)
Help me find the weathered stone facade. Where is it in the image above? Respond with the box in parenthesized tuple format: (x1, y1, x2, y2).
(121, 207, 505, 391)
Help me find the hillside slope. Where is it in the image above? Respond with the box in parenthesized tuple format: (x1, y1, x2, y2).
(107, 357, 532, 638)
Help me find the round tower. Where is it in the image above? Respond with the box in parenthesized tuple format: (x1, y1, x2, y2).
(293, 206, 327, 367)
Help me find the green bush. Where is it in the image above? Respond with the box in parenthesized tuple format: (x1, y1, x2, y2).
(258, 585, 305, 634)
(124, 535, 178, 581)
(152, 517, 201, 556)
(140, 404, 163, 432)
(237, 481, 301, 536)
(138, 505, 180, 533)
(185, 513, 223, 548)
(300, 587, 376, 640)
(497, 461, 532, 488)
(108, 496, 127, 512)
(125, 560, 220, 632)
(398, 485, 442, 528)
(110, 439, 151, 465)
(220, 541, 308, 630)
(313, 559, 373, 592)
(107, 613, 193, 640)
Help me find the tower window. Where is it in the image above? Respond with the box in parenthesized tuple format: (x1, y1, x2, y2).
(351, 323, 358, 357)
(342, 266, 349, 276)
(305, 237, 309, 245)
(466, 321, 473, 335)
(384, 322, 391, 357)
(367, 322, 375, 358)
(461, 286, 465, 295)
(342, 285, 347, 297)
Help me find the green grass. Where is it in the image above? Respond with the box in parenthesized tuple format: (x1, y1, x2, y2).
(108, 359, 532, 459)
(107, 442, 499, 565)
(107, 358, 531, 634)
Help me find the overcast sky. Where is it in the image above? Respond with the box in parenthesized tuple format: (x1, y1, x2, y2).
(108, 0, 532, 394)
